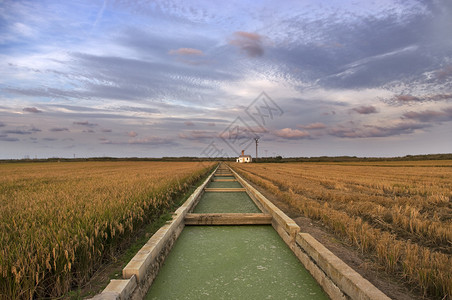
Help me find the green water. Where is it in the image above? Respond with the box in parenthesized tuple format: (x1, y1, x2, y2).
(146, 226, 328, 299)
(214, 176, 235, 180)
(194, 192, 260, 213)
(207, 181, 243, 188)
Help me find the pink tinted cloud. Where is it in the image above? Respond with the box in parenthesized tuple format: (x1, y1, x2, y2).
(128, 131, 138, 137)
(297, 122, 327, 129)
(394, 95, 420, 102)
(229, 31, 264, 57)
(169, 48, 204, 56)
(273, 128, 310, 139)
(435, 65, 452, 80)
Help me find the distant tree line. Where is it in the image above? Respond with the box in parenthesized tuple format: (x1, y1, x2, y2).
(0, 156, 235, 164)
(1, 153, 451, 164)
(254, 153, 452, 163)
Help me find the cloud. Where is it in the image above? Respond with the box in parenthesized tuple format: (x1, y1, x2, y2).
(49, 127, 69, 132)
(435, 65, 452, 80)
(129, 136, 176, 145)
(328, 122, 427, 138)
(4, 87, 84, 99)
(169, 48, 204, 56)
(1, 0, 450, 158)
(386, 94, 452, 105)
(12, 22, 36, 38)
(98, 135, 176, 146)
(4, 130, 31, 135)
(99, 138, 112, 144)
(118, 106, 160, 114)
(297, 122, 327, 129)
(430, 94, 452, 101)
(168, 48, 210, 65)
(402, 107, 452, 122)
(128, 131, 138, 137)
(73, 121, 98, 127)
(23, 107, 43, 113)
(394, 95, 421, 102)
(0, 135, 19, 142)
(351, 105, 378, 114)
(69, 52, 229, 100)
(0, 122, 5, 127)
(229, 31, 264, 57)
(178, 130, 218, 141)
(273, 128, 310, 139)
(184, 121, 195, 126)
(4, 127, 41, 135)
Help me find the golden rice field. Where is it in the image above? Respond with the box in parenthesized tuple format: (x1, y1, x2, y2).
(0, 161, 214, 300)
(231, 160, 452, 299)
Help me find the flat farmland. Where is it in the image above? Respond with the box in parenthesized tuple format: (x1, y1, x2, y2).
(0, 161, 214, 299)
(232, 161, 452, 299)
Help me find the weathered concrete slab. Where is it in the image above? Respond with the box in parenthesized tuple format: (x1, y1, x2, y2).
(89, 276, 137, 300)
(297, 233, 391, 300)
(122, 222, 183, 282)
(292, 242, 347, 300)
(185, 213, 272, 225)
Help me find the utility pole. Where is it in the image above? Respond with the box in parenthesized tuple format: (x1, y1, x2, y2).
(254, 137, 260, 162)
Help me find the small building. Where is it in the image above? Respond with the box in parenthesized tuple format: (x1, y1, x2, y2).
(236, 150, 252, 163)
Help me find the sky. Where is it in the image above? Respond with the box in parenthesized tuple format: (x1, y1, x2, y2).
(0, 0, 451, 159)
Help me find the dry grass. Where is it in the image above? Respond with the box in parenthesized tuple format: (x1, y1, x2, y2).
(231, 161, 452, 299)
(0, 161, 214, 299)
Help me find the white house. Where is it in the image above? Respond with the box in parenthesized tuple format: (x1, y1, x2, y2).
(236, 150, 252, 163)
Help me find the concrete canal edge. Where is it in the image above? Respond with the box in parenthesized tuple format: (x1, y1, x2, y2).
(230, 167, 391, 300)
(90, 164, 391, 300)
(89, 165, 218, 300)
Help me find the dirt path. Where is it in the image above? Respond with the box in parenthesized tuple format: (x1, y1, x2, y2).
(245, 180, 425, 300)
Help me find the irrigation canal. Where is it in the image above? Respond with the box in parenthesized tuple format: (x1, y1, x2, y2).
(92, 163, 390, 300)
(145, 165, 328, 299)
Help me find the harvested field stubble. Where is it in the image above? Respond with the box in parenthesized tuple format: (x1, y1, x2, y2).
(231, 161, 452, 299)
(0, 161, 214, 299)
